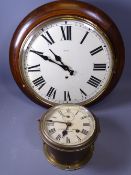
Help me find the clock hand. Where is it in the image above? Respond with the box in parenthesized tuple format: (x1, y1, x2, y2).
(70, 129, 81, 133)
(30, 50, 62, 65)
(49, 49, 63, 64)
(49, 49, 75, 76)
(30, 50, 74, 75)
(46, 120, 67, 124)
(62, 122, 72, 137)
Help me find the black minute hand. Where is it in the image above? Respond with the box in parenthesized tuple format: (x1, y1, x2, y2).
(30, 50, 73, 74)
(46, 120, 67, 124)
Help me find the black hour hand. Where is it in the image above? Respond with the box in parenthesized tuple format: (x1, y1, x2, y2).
(49, 49, 63, 64)
(62, 130, 68, 137)
(49, 49, 75, 76)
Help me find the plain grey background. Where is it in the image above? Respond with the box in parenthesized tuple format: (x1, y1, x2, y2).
(0, 0, 131, 175)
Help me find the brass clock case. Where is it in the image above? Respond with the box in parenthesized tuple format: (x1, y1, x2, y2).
(39, 104, 100, 170)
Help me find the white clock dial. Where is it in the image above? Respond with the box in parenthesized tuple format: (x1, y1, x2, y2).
(42, 104, 96, 146)
(20, 17, 113, 105)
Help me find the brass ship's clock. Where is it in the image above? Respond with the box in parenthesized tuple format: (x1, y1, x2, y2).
(39, 104, 100, 170)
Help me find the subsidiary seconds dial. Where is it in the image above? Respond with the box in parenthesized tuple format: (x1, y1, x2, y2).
(10, 1, 124, 107)
(21, 18, 113, 104)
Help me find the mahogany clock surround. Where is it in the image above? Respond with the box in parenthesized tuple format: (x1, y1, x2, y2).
(9, 0, 125, 107)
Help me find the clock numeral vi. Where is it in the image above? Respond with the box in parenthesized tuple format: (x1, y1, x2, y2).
(33, 76, 46, 90)
(87, 76, 101, 88)
(64, 91, 71, 102)
(61, 26, 72, 40)
(66, 137, 70, 143)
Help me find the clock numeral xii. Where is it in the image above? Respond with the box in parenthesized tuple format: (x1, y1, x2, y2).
(61, 26, 72, 40)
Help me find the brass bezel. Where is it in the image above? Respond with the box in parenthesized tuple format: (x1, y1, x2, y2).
(19, 15, 114, 107)
(39, 104, 100, 152)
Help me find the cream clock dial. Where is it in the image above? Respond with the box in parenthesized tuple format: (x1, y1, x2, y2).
(41, 104, 96, 146)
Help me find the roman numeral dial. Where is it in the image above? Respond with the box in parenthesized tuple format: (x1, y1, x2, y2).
(23, 18, 113, 106)
(42, 104, 96, 147)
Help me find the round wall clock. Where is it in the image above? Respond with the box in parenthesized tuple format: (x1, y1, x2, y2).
(10, 0, 125, 107)
(39, 104, 100, 170)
